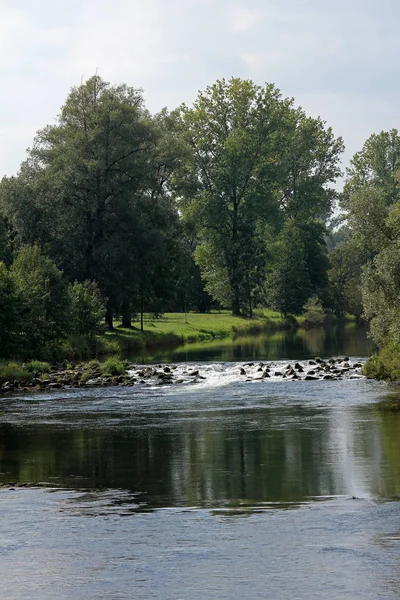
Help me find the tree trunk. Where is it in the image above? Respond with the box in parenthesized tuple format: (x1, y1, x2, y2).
(105, 303, 114, 330)
(121, 300, 131, 328)
(232, 294, 241, 316)
(140, 297, 144, 332)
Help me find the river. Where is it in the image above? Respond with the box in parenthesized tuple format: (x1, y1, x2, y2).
(1, 325, 399, 599)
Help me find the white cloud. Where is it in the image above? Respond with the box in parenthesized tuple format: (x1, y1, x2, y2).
(1, 0, 400, 177)
(230, 7, 261, 32)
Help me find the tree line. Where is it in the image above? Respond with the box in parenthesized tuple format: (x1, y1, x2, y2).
(0, 75, 396, 362)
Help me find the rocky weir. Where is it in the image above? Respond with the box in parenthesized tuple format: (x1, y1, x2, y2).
(0, 357, 366, 396)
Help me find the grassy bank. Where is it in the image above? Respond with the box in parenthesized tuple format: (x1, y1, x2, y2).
(0, 309, 353, 373)
(100, 309, 292, 357)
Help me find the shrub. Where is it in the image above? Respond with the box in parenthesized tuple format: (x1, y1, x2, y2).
(11, 245, 71, 355)
(100, 358, 125, 376)
(0, 362, 32, 385)
(25, 360, 51, 374)
(88, 359, 100, 371)
(362, 342, 400, 381)
(303, 297, 324, 328)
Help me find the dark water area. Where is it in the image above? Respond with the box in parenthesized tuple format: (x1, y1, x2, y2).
(1, 326, 399, 599)
(132, 322, 376, 364)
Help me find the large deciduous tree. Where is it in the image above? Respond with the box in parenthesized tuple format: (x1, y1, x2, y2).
(177, 78, 343, 316)
(0, 77, 182, 329)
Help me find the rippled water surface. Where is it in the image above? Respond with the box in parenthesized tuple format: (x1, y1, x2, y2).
(1, 331, 399, 599)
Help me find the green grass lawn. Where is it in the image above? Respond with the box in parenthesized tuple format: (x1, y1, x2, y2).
(97, 309, 289, 356)
(116, 309, 284, 340)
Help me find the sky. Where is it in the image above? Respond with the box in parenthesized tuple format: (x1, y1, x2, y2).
(1, 0, 400, 181)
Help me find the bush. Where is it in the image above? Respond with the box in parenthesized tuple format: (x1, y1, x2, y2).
(88, 359, 100, 371)
(25, 360, 51, 374)
(362, 342, 400, 381)
(303, 297, 324, 328)
(100, 358, 125, 376)
(0, 362, 32, 385)
(11, 245, 71, 356)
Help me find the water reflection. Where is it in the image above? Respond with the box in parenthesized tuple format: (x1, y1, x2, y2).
(1, 400, 399, 508)
(134, 323, 376, 364)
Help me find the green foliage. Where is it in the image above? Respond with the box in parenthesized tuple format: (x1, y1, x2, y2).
(267, 219, 312, 316)
(88, 359, 100, 371)
(69, 280, 105, 336)
(100, 358, 125, 376)
(303, 297, 325, 328)
(363, 344, 400, 381)
(80, 372, 91, 384)
(0, 261, 20, 356)
(25, 360, 51, 374)
(177, 77, 342, 315)
(11, 244, 71, 355)
(327, 239, 366, 317)
(343, 129, 400, 205)
(0, 362, 32, 385)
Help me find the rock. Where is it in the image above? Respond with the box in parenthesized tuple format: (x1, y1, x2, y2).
(49, 382, 62, 389)
(163, 366, 171, 373)
(189, 370, 199, 376)
(257, 367, 263, 372)
(262, 371, 270, 378)
(294, 363, 302, 370)
(240, 368, 247, 376)
(353, 363, 362, 368)
(274, 371, 283, 377)
(305, 375, 319, 381)
(307, 370, 316, 375)
(323, 374, 335, 380)
(258, 362, 264, 367)
(174, 379, 184, 384)
(309, 360, 317, 365)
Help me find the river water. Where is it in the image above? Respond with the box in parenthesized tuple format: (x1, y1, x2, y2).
(1, 326, 399, 599)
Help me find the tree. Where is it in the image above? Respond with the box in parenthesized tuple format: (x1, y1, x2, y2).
(177, 78, 291, 315)
(177, 78, 343, 315)
(278, 112, 344, 222)
(0, 77, 183, 329)
(361, 202, 400, 344)
(327, 240, 366, 318)
(343, 129, 400, 205)
(267, 219, 312, 316)
(0, 261, 19, 356)
(69, 280, 105, 336)
(11, 245, 70, 355)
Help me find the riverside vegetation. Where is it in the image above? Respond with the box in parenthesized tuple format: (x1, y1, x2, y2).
(0, 76, 399, 380)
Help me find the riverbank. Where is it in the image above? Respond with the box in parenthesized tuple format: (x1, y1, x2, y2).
(64, 309, 300, 360)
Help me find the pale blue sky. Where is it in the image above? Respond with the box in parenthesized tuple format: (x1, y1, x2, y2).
(1, 0, 400, 179)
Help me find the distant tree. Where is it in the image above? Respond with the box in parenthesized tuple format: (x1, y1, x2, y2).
(0, 261, 19, 356)
(0, 77, 183, 329)
(177, 78, 291, 315)
(177, 78, 343, 315)
(69, 280, 105, 336)
(11, 245, 70, 355)
(267, 219, 312, 316)
(327, 240, 366, 318)
(361, 202, 400, 344)
(343, 129, 400, 206)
